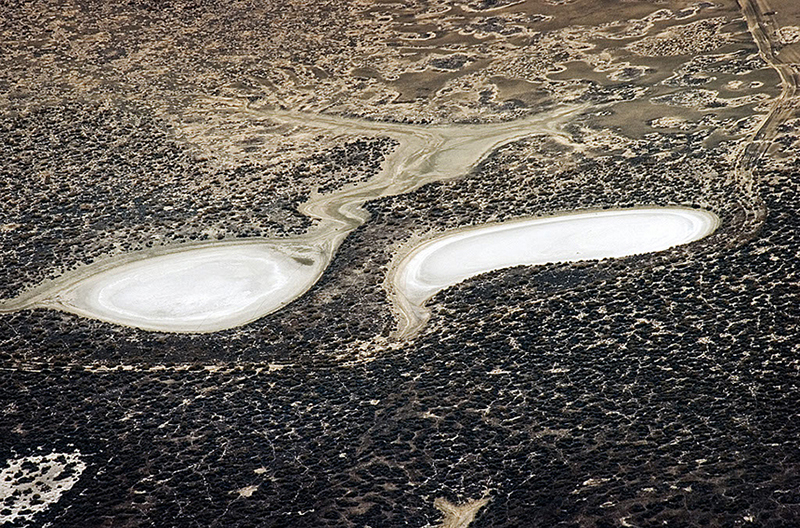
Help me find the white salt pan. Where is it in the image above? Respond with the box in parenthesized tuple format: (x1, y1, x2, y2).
(391, 207, 719, 336)
(52, 244, 322, 333)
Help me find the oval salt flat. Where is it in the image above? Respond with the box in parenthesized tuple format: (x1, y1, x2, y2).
(52, 244, 323, 333)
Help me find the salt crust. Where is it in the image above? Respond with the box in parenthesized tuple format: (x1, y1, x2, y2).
(392, 207, 719, 335)
(55, 245, 322, 333)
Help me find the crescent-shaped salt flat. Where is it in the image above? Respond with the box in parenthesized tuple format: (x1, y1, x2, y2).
(390, 207, 720, 336)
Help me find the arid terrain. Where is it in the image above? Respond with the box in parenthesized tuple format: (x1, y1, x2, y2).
(1, 0, 798, 526)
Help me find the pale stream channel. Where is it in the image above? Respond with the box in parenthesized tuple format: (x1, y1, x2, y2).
(0, 104, 721, 334)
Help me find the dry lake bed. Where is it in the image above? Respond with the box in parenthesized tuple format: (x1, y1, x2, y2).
(0, 0, 798, 527)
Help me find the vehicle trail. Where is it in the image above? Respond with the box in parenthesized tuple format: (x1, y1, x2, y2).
(734, 0, 800, 240)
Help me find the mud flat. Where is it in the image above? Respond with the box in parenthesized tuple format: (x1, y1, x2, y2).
(389, 207, 720, 337)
